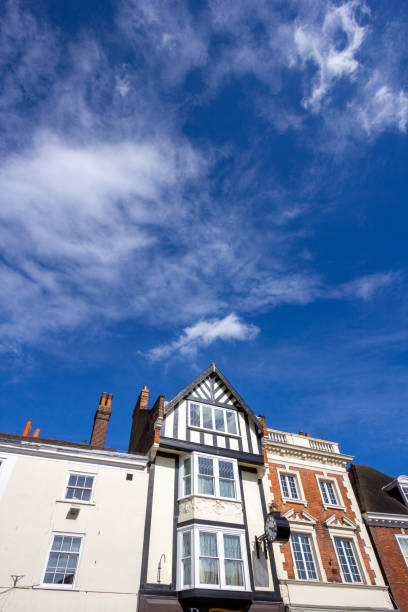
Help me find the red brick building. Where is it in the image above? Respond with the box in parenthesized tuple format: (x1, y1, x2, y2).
(349, 465, 408, 612)
(260, 418, 393, 612)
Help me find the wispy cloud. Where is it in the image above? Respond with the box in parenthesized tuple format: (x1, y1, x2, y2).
(294, 1, 368, 111)
(0, 0, 405, 356)
(146, 313, 260, 361)
(331, 272, 400, 300)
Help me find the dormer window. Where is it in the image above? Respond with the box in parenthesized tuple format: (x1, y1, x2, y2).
(382, 475, 408, 507)
(188, 402, 238, 436)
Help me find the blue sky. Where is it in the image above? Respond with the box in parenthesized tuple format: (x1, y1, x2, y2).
(0, 0, 407, 475)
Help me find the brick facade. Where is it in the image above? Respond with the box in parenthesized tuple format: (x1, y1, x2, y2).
(266, 460, 377, 585)
(368, 525, 408, 612)
(90, 392, 113, 447)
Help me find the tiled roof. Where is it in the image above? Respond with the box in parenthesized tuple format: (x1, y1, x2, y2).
(0, 432, 117, 452)
(349, 464, 408, 516)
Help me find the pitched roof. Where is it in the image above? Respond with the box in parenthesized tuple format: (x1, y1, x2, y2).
(348, 464, 408, 516)
(0, 432, 117, 452)
(165, 362, 262, 433)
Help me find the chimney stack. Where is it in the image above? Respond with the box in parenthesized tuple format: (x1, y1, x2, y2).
(22, 419, 32, 437)
(90, 392, 113, 447)
(128, 385, 150, 453)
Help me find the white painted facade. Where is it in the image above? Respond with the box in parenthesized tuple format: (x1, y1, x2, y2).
(0, 440, 149, 612)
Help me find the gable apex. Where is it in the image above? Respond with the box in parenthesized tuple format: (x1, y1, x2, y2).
(165, 363, 262, 432)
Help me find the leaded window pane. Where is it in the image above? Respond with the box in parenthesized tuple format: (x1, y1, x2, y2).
(198, 456, 214, 495)
(219, 460, 235, 498)
(226, 411, 237, 434)
(202, 405, 213, 429)
(214, 409, 225, 432)
(190, 404, 200, 427)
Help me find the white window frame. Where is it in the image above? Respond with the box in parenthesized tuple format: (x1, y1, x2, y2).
(188, 401, 239, 437)
(329, 532, 366, 584)
(277, 469, 307, 506)
(40, 532, 84, 590)
(290, 532, 320, 581)
(399, 483, 408, 506)
(316, 475, 346, 510)
(177, 524, 250, 591)
(179, 453, 241, 502)
(396, 535, 408, 568)
(60, 471, 96, 505)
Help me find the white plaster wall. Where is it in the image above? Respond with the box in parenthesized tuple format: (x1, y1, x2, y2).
(0, 450, 148, 612)
(146, 455, 176, 585)
(178, 401, 187, 441)
(248, 421, 259, 454)
(163, 407, 174, 438)
(241, 470, 274, 592)
(238, 413, 249, 453)
(283, 582, 393, 609)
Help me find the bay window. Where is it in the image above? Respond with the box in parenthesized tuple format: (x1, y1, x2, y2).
(180, 453, 240, 501)
(178, 526, 249, 591)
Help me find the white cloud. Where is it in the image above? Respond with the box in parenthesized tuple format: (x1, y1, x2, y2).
(354, 83, 408, 135)
(335, 272, 399, 300)
(146, 313, 260, 361)
(0, 132, 204, 347)
(294, 1, 368, 111)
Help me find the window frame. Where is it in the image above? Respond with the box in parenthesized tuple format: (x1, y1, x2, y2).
(62, 471, 96, 505)
(40, 532, 84, 590)
(177, 524, 250, 592)
(277, 468, 307, 505)
(316, 476, 346, 510)
(187, 401, 239, 437)
(179, 453, 241, 502)
(290, 532, 320, 581)
(400, 485, 408, 506)
(396, 535, 408, 568)
(333, 536, 364, 584)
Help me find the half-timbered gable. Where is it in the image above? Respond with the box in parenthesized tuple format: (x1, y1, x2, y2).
(160, 363, 263, 461)
(132, 363, 285, 612)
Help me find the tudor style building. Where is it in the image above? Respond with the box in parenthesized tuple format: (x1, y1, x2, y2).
(260, 420, 394, 612)
(349, 465, 408, 612)
(131, 363, 285, 612)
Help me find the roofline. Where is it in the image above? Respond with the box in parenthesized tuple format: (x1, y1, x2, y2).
(165, 362, 262, 432)
(364, 511, 408, 527)
(0, 437, 148, 469)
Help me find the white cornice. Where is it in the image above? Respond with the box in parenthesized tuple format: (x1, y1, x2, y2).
(264, 439, 353, 468)
(364, 511, 408, 528)
(0, 439, 148, 470)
